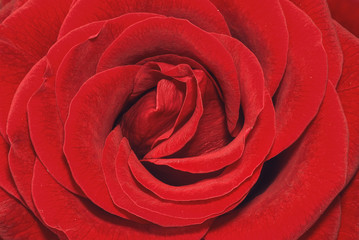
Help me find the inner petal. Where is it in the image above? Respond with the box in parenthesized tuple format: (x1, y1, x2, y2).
(121, 79, 185, 158)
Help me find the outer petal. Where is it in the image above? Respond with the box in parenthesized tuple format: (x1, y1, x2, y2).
(299, 198, 341, 240)
(55, 13, 161, 122)
(26, 21, 107, 197)
(63, 66, 140, 218)
(267, 0, 328, 158)
(335, 21, 359, 240)
(0, 134, 20, 200)
(0, 0, 72, 139)
(0, 187, 56, 240)
(205, 83, 348, 240)
(328, 0, 359, 37)
(338, 171, 359, 239)
(290, 0, 343, 86)
(210, 0, 288, 95)
(336, 22, 359, 182)
(59, 0, 230, 38)
(6, 59, 46, 212)
(32, 160, 211, 240)
(0, 0, 27, 22)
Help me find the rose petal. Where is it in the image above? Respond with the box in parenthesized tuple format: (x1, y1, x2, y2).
(6, 59, 47, 211)
(63, 66, 140, 218)
(0, 187, 56, 240)
(290, 0, 343, 86)
(299, 198, 341, 240)
(97, 17, 240, 134)
(0, 0, 72, 138)
(121, 78, 185, 157)
(328, 0, 359, 37)
(143, 65, 205, 158)
(205, 83, 348, 240)
(0, 134, 20, 200)
(59, 0, 230, 38)
(210, 0, 288, 95)
(28, 79, 84, 198)
(337, 171, 359, 239)
(0, 0, 71, 58)
(32, 159, 211, 240)
(336, 22, 359, 182)
(26, 21, 111, 197)
(115, 138, 261, 226)
(163, 72, 230, 158)
(335, 23, 359, 240)
(102, 130, 213, 226)
(267, 0, 328, 158)
(0, 0, 27, 22)
(0, 41, 33, 141)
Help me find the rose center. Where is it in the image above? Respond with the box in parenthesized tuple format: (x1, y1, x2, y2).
(120, 78, 185, 158)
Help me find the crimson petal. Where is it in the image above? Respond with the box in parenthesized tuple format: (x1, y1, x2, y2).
(205, 83, 348, 240)
(0, 188, 56, 240)
(336, 23, 359, 182)
(63, 66, 140, 217)
(338, 171, 359, 239)
(115, 140, 261, 226)
(328, 0, 359, 37)
(210, 0, 288, 95)
(290, 0, 343, 86)
(26, 21, 108, 197)
(335, 22, 359, 240)
(0, 0, 72, 139)
(55, 13, 161, 122)
(59, 0, 230, 38)
(32, 159, 211, 240)
(0, 134, 20, 200)
(7, 59, 47, 211)
(299, 198, 341, 240)
(267, 0, 328, 158)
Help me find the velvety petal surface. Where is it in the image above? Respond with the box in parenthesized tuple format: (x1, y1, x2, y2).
(336, 23, 359, 182)
(210, 0, 288, 95)
(103, 94, 273, 226)
(6, 59, 47, 212)
(267, 0, 328, 158)
(63, 66, 140, 218)
(328, 0, 359, 37)
(335, 21, 359, 240)
(338, 171, 359, 239)
(0, 134, 19, 200)
(26, 21, 107, 196)
(299, 198, 341, 240)
(205, 83, 348, 240)
(59, 0, 230, 38)
(0, 0, 72, 139)
(290, 0, 343, 86)
(32, 160, 211, 240)
(55, 13, 161, 122)
(0, 188, 57, 240)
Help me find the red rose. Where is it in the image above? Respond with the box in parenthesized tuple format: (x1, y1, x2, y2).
(0, 0, 358, 239)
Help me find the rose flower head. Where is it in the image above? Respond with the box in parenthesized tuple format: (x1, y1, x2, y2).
(0, 0, 358, 239)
